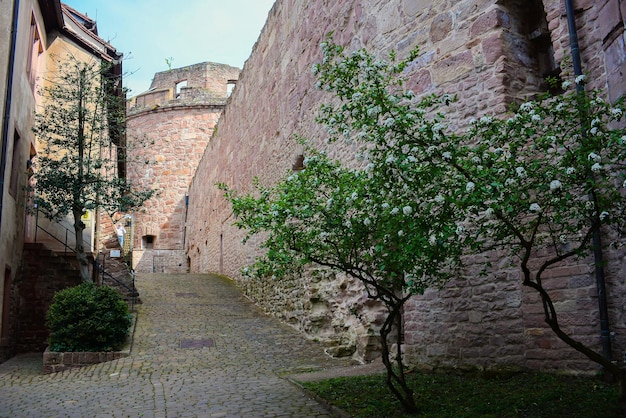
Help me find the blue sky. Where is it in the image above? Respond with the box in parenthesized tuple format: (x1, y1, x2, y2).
(62, 0, 275, 95)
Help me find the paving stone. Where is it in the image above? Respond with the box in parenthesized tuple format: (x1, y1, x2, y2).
(0, 273, 356, 417)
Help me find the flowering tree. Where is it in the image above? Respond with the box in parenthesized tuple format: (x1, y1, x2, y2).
(221, 42, 473, 412)
(312, 38, 626, 399)
(448, 79, 626, 397)
(34, 57, 152, 282)
(224, 36, 626, 410)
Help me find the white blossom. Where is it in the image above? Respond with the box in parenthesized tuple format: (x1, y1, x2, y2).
(403, 206, 413, 215)
(472, 156, 481, 164)
(561, 80, 572, 90)
(484, 207, 495, 218)
(529, 203, 541, 212)
(575, 74, 586, 84)
(611, 108, 623, 118)
(442, 151, 452, 160)
(466, 182, 475, 193)
(516, 166, 527, 178)
(549, 180, 562, 191)
(428, 235, 437, 245)
(386, 155, 396, 164)
(480, 116, 493, 124)
(455, 224, 465, 236)
(559, 234, 567, 244)
(391, 207, 400, 215)
(434, 194, 444, 203)
(505, 178, 516, 187)
(381, 202, 390, 210)
(591, 163, 602, 172)
(384, 117, 395, 127)
(363, 217, 371, 226)
(520, 102, 534, 112)
(600, 211, 609, 221)
(398, 230, 405, 236)
(587, 152, 602, 163)
(407, 155, 417, 163)
(531, 114, 542, 122)
(566, 167, 576, 175)
(344, 220, 352, 228)
(326, 198, 333, 208)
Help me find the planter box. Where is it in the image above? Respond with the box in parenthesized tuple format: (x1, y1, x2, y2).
(43, 314, 136, 374)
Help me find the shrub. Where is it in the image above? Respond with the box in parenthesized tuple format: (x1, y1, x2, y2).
(46, 283, 132, 352)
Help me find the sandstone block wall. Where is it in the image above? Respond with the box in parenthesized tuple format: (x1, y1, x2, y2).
(185, 0, 626, 371)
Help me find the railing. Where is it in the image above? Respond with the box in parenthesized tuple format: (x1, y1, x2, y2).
(33, 208, 137, 309)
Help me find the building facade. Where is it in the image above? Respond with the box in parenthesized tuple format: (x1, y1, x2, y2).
(0, 0, 126, 361)
(185, 0, 626, 372)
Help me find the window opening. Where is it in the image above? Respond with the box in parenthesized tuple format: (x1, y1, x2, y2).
(292, 154, 305, 171)
(9, 130, 20, 198)
(227, 79, 237, 97)
(142, 235, 155, 249)
(175, 80, 188, 98)
(26, 14, 42, 90)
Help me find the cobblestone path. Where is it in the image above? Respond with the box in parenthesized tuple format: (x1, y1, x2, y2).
(0, 273, 355, 417)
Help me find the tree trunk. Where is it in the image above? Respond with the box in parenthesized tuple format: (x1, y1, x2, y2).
(380, 298, 417, 413)
(73, 209, 92, 283)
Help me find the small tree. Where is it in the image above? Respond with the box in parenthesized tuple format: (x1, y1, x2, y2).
(33, 56, 152, 282)
(221, 40, 471, 413)
(447, 79, 626, 400)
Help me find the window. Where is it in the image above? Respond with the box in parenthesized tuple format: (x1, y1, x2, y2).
(227, 79, 237, 97)
(26, 14, 43, 90)
(175, 80, 188, 98)
(9, 130, 20, 198)
(292, 154, 304, 171)
(501, 0, 558, 96)
(142, 235, 155, 249)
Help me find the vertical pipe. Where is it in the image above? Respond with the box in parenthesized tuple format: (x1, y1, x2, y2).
(0, 0, 20, 236)
(564, 0, 612, 363)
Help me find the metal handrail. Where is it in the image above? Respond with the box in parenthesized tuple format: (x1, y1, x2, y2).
(34, 208, 136, 308)
(34, 207, 92, 257)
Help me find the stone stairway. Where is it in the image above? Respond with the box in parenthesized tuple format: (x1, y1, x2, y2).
(14, 243, 83, 353)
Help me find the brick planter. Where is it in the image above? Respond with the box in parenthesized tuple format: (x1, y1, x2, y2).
(43, 314, 136, 374)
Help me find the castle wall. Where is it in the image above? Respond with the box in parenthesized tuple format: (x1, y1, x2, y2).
(185, 0, 626, 371)
(127, 63, 239, 273)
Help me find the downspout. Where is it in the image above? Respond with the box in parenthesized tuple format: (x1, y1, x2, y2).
(0, 0, 20, 237)
(564, 0, 613, 363)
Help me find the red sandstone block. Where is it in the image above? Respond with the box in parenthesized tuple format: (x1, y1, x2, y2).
(598, 0, 621, 39)
(470, 7, 509, 39)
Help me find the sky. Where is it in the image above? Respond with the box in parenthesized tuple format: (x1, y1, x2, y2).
(62, 0, 276, 95)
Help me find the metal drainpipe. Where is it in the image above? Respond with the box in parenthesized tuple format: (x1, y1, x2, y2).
(0, 0, 20, 238)
(564, 0, 613, 363)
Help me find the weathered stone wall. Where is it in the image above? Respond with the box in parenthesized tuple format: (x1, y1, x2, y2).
(186, 0, 626, 371)
(127, 63, 239, 273)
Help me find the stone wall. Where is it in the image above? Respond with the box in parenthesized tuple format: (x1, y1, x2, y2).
(185, 0, 626, 371)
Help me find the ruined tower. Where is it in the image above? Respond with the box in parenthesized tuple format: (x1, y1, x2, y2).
(126, 62, 239, 273)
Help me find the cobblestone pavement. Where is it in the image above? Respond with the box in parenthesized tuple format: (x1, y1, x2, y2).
(0, 273, 357, 418)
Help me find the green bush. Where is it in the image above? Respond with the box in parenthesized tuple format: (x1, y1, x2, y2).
(46, 283, 131, 352)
